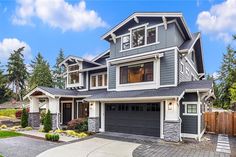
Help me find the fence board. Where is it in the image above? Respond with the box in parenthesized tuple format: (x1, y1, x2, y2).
(204, 112, 235, 136)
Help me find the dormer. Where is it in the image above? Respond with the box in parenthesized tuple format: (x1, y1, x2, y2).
(59, 56, 101, 89)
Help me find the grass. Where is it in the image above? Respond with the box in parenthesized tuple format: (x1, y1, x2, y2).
(0, 155, 3, 157)
(0, 130, 22, 139)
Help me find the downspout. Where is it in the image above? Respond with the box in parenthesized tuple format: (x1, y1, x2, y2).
(177, 96, 182, 141)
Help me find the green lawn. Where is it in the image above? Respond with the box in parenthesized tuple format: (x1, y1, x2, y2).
(0, 155, 3, 157)
(0, 130, 22, 139)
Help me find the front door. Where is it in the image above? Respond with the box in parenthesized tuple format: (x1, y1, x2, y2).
(63, 103, 72, 124)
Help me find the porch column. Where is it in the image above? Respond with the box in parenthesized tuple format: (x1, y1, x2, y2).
(48, 97, 60, 130)
(28, 97, 40, 128)
(163, 99, 181, 142)
(88, 101, 99, 132)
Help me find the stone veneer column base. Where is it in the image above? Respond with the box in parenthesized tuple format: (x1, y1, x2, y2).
(28, 112, 40, 128)
(88, 117, 99, 132)
(51, 114, 59, 130)
(163, 120, 181, 142)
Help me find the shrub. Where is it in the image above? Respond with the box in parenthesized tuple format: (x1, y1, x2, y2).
(45, 133, 59, 142)
(21, 108, 28, 128)
(15, 108, 29, 119)
(67, 118, 87, 130)
(0, 125, 7, 129)
(43, 110, 52, 132)
(25, 127, 33, 131)
(40, 110, 46, 124)
(0, 109, 17, 118)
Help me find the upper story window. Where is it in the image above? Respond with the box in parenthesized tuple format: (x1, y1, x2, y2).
(132, 26, 145, 47)
(90, 73, 107, 89)
(68, 64, 80, 85)
(121, 24, 158, 51)
(120, 62, 153, 84)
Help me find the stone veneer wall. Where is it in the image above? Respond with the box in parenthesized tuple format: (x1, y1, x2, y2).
(51, 114, 59, 130)
(28, 112, 40, 128)
(88, 117, 99, 132)
(163, 121, 181, 142)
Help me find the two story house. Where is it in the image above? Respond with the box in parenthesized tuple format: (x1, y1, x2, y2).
(24, 12, 215, 142)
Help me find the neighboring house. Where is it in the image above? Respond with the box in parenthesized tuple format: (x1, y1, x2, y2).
(24, 12, 215, 142)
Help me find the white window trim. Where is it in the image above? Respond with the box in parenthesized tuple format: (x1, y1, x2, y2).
(180, 61, 184, 74)
(66, 62, 83, 88)
(90, 72, 107, 90)
(120, 23, 160, 52)
(182, 101, 198, 116)
(116, 59, 159, 91)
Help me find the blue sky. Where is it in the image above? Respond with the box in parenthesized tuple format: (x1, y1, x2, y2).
(0, 0, 235, 76)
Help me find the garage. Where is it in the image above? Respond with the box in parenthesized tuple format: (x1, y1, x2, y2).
(105, 103, 160, 137)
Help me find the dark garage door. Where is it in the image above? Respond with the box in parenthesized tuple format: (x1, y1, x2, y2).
(105, 103, 160, 137)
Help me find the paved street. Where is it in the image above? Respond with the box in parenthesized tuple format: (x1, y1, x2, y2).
(0, 136, 61, 157)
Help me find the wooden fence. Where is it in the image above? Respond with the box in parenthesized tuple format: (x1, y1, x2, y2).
(204, 112, 236, 136)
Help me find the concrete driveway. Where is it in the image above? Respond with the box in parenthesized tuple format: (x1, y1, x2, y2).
(37, 137, 140, 157)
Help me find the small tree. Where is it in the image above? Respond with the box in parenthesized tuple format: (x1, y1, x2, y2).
(21, 108, 28, 128)
(43, 110, 52, 132)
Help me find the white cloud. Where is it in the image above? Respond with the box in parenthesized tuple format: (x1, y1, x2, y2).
(0, 38, 32, 63)
(83, 53, 96, 61)
(197, 0, 236, 43)
(12, 0, 107, 31)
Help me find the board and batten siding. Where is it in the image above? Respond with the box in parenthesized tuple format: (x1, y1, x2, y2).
(180, 93, 198, 134)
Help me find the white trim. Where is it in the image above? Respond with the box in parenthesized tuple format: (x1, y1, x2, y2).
(180, 61, 184, 74)
(182, 101, 198, 115)
(92, 49, 110, 62)
(99, 102, 105, 132)
(66, 62, 84, 88)
(90, 72, 107, 90)
(61, 101, 73, 124)
(199, 128, 205, 141)
(160, 101, 164, 139)
(108, 46, 177, 64)
(102, 12, 188, 39)
(60, 102, 63, 124)
(86, 96, 177, 102)
(181, 133, 198, 139)
(79, 65, 107, 72)
(185, 57, 198, 75)
(128, 23, 149, 31)
(72, 98, 74, 120)
(197, 91, 201, 139)
(23, 87, 55, 100)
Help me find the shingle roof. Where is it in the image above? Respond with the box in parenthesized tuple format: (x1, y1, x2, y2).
(85, 80, 213, 100)
(38, 86, 79, 96)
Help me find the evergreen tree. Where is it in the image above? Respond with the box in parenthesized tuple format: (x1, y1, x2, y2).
(218, 45, 236, 108)
(43, 110, 52, 132)
(21, 108, 28, 128)
(29, 53, 53, 90)
(53, 49, 65, 89)
(7, 47, 28, 101)
(30, 52, 45, 69)
(0, 62, 10, 103)
(229, 83, 236, 103)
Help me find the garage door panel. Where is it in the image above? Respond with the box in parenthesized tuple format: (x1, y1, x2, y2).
(105, 103, 160, 137)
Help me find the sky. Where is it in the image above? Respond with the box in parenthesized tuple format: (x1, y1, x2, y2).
(0, 0, 236, 76)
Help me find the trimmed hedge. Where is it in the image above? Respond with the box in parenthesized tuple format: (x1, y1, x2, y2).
(43, 110, 52, 132)
(45, 133, 60, 142)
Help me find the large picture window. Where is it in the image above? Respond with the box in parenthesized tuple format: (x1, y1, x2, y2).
(120, 62, 153, 84)
(132, 26, 145, 48)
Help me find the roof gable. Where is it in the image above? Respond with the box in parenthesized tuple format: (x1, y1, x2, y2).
(59, 55, 101, 67)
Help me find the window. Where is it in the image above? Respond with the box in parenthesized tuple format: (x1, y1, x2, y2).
(104, 74, 107, 86)
(91, 76, 96, 87)
(187, 104, 197, 114)
(98, 75, 103, 86)
(180, 62, 184, 73)
(122, 35, 130, 50)
(147, 28, 156, 44)
(132, 26, 145, 48)
(120, 62, 153, 84)
(68, 64, 80, 85)
(90, 73, 107, 89)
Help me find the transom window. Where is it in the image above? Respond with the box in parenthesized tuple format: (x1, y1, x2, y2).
(187, 104, 197, 113)
(68, 64, 80, 85)
(90, 73, 107, 89)
(120, 62, 153, 84)
(121, 25, 158, 51)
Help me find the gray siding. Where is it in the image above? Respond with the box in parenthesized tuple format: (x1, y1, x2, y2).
(110, 22, 184, 60)
(108, 65, 116, 89)
(180, 93, 198, 134)
(178, 52, 199, 83)
(160, 50, 175, 85)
